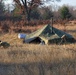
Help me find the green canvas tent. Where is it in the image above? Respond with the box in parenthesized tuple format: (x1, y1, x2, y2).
(24, 24, 75, 44)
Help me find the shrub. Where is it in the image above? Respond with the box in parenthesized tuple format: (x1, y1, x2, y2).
(1, 23, 10, 32)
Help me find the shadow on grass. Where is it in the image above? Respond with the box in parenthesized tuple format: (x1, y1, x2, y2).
(0, 58, 76, 75)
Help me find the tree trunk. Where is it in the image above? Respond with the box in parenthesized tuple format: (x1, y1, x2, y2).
(27, 12, 31, 21)
(24, 8, 31, 21)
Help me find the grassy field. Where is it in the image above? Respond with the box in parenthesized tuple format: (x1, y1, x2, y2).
(0, 23, 76, 75)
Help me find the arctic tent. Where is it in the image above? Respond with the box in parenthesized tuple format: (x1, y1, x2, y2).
(24, 24, 75, 44)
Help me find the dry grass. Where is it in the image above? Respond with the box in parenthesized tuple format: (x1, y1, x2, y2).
(0, 23, 76, 75)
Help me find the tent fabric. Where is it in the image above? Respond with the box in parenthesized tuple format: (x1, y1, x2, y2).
(24, 24, 74, 44)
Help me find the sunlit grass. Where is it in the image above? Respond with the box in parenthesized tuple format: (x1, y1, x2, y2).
(0, 23, 76, 75)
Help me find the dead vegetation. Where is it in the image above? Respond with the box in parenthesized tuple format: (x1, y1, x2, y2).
(0, 20, 76, 75)
(0, 43, 76, 75)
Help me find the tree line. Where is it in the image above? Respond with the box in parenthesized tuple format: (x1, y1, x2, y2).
(0, 0, 76, 21)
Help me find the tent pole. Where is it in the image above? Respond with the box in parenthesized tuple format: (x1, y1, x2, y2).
(51, 17, 53, 33)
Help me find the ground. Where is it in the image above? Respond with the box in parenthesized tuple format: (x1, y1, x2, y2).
(0, 23, 76, 75)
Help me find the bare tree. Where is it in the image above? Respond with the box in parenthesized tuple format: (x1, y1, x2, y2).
(13, 0, 61, 21)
